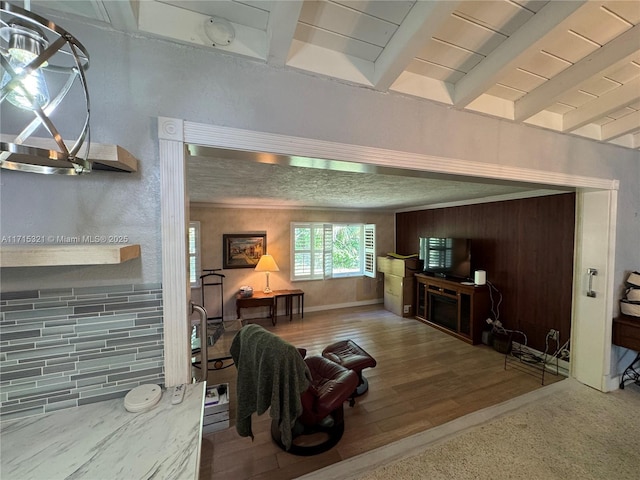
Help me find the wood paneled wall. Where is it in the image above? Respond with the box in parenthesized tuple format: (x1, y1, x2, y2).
(396, 193, 576, 352)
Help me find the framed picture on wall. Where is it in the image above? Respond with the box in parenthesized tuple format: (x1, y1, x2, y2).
(222, 233, 266, 269)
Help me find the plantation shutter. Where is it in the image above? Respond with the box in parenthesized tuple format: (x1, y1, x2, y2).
(364, 223, 376, 278)
(188, 221, 201, 287)
(323, 223, 333, 280)
(291, 224, 312, 280)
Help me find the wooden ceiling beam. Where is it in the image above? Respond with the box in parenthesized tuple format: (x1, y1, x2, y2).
(101, 0, 139, 32)
(515, 24, 640, 122)
(453, 1, 586, 108)
(267, 1, 303, 67)
(563, 77, 640, 132)
(601, 111, 640, 141)
(373, 1, 458, 91)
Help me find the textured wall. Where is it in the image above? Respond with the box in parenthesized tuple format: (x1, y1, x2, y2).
(0, 284, 164, 420)
(189, 206, 395, 319)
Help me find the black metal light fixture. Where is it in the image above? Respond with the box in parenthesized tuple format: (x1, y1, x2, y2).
(0, 1, 90, 174)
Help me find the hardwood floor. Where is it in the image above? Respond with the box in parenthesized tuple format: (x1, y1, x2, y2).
(198, 305, 561, 480)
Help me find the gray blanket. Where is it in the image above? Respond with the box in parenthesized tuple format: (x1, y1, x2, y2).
(230, 324, 311, 450)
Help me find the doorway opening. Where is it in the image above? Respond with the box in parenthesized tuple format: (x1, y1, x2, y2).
(159, 118, 618, 393)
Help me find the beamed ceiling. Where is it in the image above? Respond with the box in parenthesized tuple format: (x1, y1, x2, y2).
(33, 0, 640, 150)
(27, 1, 640, 209)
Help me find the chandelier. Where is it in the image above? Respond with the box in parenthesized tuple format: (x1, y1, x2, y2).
(0, 1, 90, 174)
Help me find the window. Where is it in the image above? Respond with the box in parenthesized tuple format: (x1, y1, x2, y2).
(291, 222, 375, 281)
(188, 221, 201, 288)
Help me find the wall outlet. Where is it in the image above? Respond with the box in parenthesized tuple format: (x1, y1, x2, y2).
(403, 305, 410, 314)
(549, 329, 559, 341)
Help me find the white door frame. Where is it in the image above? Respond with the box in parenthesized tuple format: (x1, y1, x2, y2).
(158, 117, 619, 389)
(571, 189, 619, 391)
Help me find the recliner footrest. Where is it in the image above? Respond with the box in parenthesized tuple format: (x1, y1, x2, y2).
(322, 340, 377, 397)
(322, 340, 377, 371)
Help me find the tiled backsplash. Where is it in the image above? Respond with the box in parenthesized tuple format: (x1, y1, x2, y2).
(0, 284, 164, 420)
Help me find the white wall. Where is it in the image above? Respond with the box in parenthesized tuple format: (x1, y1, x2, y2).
(2, 13, 638, 311)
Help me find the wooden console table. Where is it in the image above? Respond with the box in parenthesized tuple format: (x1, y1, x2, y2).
(236, 289, 304, 325)
(612, 314, 640, 389)
(275, 289, 304, 322)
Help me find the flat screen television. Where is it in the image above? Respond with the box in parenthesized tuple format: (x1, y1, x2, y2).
(419, 237, 471, 280)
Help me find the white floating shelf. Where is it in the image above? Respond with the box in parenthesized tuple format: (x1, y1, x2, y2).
(1, 135, 138, 172)
(86, 143, 138, 172)
(0, 244, 141, 267)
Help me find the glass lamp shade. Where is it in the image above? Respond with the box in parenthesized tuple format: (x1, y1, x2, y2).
(1, 43, 50, 109)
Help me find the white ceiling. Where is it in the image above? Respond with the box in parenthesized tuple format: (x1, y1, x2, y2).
(185, 146, 570, 210)
(27, 0, 639, 209)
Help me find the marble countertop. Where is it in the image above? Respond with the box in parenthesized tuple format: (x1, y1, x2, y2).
(0, 383, 205, 480)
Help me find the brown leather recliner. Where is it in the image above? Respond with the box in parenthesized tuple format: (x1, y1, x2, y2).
(271, 354, 359, 456)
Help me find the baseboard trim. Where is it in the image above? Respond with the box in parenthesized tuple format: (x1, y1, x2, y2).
(604, 374, 621, 392)
(304, 298, 383, 314)
(223, 298, 383, 321)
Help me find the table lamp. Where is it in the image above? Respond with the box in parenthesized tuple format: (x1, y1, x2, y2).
(255, 254, 279, 293)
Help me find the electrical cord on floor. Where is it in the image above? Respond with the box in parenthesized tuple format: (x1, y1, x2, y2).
(492, 325, 543, 364)
(511, 346, 544, 364)
(545, 331, 558, 357)
(493, 325, 528, 347)
(542, 339, 570, 371)
(485, 285, 561, 369)
(487, 281, 502, 325)
(545, 332, 571, 360)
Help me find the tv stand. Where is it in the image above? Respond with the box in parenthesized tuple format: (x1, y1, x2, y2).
(422, 271, 471, 282)
(415, 274, 490, 344)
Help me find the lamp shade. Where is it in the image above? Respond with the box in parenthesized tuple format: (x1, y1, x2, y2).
(255, 254, 279, 272)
